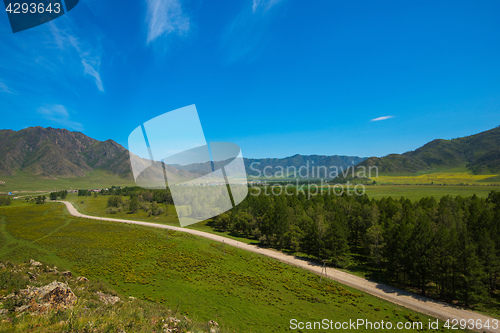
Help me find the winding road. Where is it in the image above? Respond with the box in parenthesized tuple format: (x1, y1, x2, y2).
(57, 200, 499, 332)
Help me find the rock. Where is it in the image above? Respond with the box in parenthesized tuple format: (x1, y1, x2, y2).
(128, 296, 136, 300)
(208, 320, 219, 333)
(15, 305, 30, 312)
(4, 293, 16, 299)
(19, 281, 77, 312)
(61, 271, 72, 278)
(96, 291, 120, 305)
(29, 259, 42, 267)
(27, 272, 37, 280)
(76, 276, 88, 282)
(162, 317, 181, 333)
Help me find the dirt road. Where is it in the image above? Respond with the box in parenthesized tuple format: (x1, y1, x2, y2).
(57, 200, 499, 333)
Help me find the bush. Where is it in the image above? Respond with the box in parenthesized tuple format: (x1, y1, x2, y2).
(107, 196, 123, 208)
(106, 207, 118, 214)
(0, 196, 11, 206)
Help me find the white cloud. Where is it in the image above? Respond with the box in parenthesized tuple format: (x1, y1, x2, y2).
(0, 80, 18, 94)
(82, 57, 104, 92)
(370, 116, 394, 122)
(145, 0, 190, 45)
(49, 23, 104, 92)
(252, 0, 283, 13)
(37, 104, 84, 131)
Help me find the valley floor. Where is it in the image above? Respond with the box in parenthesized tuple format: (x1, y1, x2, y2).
(57, 200, 500, 333)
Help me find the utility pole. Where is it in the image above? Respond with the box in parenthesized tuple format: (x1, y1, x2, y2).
(320, 260, 328, 283)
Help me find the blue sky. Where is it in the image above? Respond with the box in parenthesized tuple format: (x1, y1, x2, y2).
(0, 0, 499, 158)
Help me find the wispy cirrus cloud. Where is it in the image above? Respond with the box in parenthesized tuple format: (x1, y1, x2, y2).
(222, 0, 287, 63)
(145, 0, 190, 45)
(252, 0, 283, 13)
(37, 104, 84, 131)
(49, 23, 104, 92)
(371, 116, 394, 122)
(0, 80, 18, 95)
(81, 57, 104, 92)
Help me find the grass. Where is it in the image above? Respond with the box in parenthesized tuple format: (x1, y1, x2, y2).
(0, 203, 458, 332)
(0, 261, 205, 332)
(375, 172, 498, 185)
(0, 170, 135, 193)
(362, 185, 499, 200)
(65, 194, 258, 245)
(371, 165, 500, 185)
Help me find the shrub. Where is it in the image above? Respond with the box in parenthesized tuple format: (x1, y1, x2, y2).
(0, 196, 11, 206)
(106, 207, 118, 214)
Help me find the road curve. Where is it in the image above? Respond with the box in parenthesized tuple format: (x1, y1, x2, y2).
(57, 200, 499, 333)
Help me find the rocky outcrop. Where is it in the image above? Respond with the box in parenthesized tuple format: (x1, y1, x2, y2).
(14, 281, 77, 313)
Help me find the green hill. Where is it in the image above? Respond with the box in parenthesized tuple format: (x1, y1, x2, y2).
(358, 126, 500, 175)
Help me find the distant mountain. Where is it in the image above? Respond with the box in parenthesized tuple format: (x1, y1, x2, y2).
(0, 127, 367, 183)
(0, 127, 203, 186)
(358, 126, 500, 174)
(245, 154, 367, 179)
(0, 127, 131, 178)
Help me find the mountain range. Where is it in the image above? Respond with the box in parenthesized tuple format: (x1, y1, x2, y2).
(0, 126, 499, 186)
(0, 127, 366, 182)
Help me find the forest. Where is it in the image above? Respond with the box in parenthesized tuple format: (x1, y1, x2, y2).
(212, 189, 500, 307)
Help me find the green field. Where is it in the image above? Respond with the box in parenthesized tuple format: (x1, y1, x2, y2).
(0, 203, 457, 332)
(0, 170, 135, 193)
(370, 166, 500, 186)
(362, 185, 500, 200)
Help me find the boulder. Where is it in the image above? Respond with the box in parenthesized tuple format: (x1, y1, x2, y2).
(29, 259, 42, 267)
(76, 276, 88, 282)
(208, 320, 220, 333)
(61, 271, 72, 278)
(96, 291, 120, 305)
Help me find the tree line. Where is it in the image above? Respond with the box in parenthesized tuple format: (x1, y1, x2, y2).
(49, 190, 68, 200)
(212, 189, 500, 307)
(104, 187, 173, 216)
(78, 186, 173, 205)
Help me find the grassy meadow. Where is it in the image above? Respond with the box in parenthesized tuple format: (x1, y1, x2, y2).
(375, 172, 498, 185)
(0, 202, 458, 332)
(370, 166, 500, 185)
(0, 170, 135, 193)
(362, 185, 499, 200)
